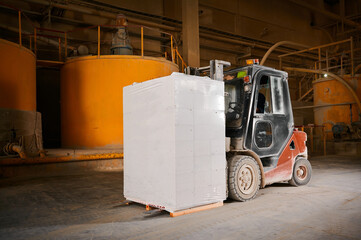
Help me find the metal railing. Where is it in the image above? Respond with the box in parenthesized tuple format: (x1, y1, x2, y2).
(297, 73, 313, 101)
(279, 37, 356, 77)
(34, 24, 187, 71)
(297, 125, 327, 156)
(0, 2, 23, 48)
(0, 2, 187, 71)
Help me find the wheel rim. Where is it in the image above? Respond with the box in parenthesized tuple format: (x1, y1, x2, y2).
(237, 164, 256, 194)
(296, 165, 307, 180)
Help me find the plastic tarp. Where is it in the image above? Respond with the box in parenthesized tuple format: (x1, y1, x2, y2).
(123, 72, 226, 212)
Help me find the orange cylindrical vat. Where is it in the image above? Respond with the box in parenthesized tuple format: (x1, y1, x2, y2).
(0, 39, 36, 111)
(313, 75, 361, 137)
(61, 55, 178, 149)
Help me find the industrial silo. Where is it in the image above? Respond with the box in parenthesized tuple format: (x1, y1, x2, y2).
(0, 39, 43, 157)
(60, 55, 178, 149)
(0, 39, 36, 111)
(313, 75, 361, 139)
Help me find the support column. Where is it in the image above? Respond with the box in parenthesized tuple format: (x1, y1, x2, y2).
(182, 0, 200, 67)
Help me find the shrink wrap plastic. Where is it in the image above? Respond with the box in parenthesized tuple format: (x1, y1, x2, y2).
(123, 72, 226, 212)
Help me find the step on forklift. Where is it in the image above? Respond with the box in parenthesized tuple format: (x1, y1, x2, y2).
(185, 59, 312, 201)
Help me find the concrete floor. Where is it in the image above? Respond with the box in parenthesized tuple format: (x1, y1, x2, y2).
(0, 155, 360, 239)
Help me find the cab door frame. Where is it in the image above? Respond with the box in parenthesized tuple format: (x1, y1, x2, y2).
(245, 69, 294, 159)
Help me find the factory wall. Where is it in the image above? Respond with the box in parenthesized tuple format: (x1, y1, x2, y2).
(0, 0, 334, 66)
(60, 56, 179, 149)
(164, 0, 331, 45)
(1, 0, 353, 149)
(0, 39, 36, 112)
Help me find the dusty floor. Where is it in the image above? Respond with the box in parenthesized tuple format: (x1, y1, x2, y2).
(0, 155, 360, 240)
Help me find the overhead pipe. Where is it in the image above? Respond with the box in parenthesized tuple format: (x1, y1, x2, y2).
(10, 0, 322, 65)
(21, 0, 178, 31)
(1, 20, 312, 65)
(0, 14, 171, 59)
(20, 0, 317, 59)
(288, 0, 361, 30)
(0, 24, 75, 51)
(62, 0, 326, 59)
(278, 38, 351, 58)
(0, 3, 173, 47)
(260, 41, 310, 65)
(283, 67, 361, 116)
(199, 33, 317, 61)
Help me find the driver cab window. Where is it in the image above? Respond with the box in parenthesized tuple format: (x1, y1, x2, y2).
(270, 76, 285, 114)
(225, 83, 237, 119)
(224, 75, 244, 128)
(256, 75, 272, 114)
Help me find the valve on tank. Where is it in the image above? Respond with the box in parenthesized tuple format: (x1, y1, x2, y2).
(332, 121, 361, 140)
(110, 14, 133, 55)
(332, 122, 351, 140)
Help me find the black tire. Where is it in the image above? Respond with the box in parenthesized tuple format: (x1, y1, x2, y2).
(289, 158, 312, 186)
(228, 155, 261, 201)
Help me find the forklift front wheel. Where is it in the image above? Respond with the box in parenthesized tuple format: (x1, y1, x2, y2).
(228, 155, 261, 201)
(289, 158, 312, 186)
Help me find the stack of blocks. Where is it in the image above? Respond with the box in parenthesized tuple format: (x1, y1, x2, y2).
(123, 72, 226, 213)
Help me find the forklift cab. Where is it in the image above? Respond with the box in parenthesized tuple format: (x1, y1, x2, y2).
(224, 64, 294, 159)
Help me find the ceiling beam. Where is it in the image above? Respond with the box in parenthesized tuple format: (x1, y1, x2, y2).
(288, 0, 361, 30)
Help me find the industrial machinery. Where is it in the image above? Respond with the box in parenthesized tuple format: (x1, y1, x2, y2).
(186, 59, 312, 201)
(61, 13, 178, 149)
(313, 74, 361, 141)
(110, 14, 133, 55)
(61, 54, 178, 149)
(0, 39, 44, 158)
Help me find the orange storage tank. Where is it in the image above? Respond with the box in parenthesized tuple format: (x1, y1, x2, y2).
(0, 39, 36, 111)
(313, 75, 361, 138)
(61, 55, 178, 149)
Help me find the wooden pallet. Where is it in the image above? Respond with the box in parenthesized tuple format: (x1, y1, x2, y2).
(145, 205, 157, 211)
(170, 201, 223, 217)
(144, 201, 224, 217)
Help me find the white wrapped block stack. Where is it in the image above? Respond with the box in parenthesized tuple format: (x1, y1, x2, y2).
(123, 72, 226, 213)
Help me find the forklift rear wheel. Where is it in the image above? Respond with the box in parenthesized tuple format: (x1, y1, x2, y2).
(228, 155, 261, 201)
(289, 158, 312, 186)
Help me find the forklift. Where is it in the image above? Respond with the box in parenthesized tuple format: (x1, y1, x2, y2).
(185, 59, 312, 201)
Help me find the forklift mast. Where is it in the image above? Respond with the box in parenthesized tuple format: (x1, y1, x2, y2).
(185, 60, 231, 81)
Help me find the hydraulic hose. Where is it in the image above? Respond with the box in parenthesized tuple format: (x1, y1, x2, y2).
(260, 41, 309, 66)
